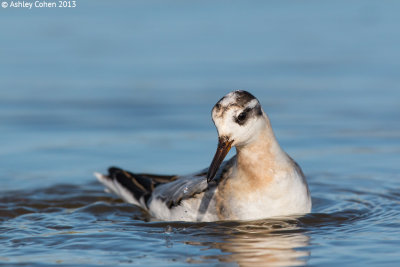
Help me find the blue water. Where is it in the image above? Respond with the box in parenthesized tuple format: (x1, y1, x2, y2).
(1, 1, 400, 266)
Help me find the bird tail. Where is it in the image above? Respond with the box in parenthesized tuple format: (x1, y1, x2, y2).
(94, 167, 177, 209)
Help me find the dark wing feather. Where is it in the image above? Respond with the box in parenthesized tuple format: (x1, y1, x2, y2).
(152, 156, 236, 208)
(107, 167, 178, 206)
(101, 156, 236, 210)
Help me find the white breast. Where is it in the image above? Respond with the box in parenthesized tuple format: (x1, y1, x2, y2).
(224, 170, 311, 221)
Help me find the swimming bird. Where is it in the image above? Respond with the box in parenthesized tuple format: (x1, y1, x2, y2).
(95, 90, 311, 221)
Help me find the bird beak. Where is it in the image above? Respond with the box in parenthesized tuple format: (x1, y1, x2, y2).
(207, 136, 233, 183)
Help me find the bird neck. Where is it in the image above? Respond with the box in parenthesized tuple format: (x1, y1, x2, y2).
(235, 115, 289, 182)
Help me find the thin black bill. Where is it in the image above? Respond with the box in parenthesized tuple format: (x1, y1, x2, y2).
(206, 137, 233, 183)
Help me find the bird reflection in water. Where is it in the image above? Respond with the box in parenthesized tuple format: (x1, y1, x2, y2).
(186, 218, 310, 266)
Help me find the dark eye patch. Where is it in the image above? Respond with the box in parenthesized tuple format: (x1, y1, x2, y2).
(237, 111, 247, 122)
(235, 107, 251, 125)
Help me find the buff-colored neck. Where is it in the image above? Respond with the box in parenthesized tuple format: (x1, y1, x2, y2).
(235, 115, 289, 185)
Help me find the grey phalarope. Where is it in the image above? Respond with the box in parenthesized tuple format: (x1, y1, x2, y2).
(95, 90, 311, 221)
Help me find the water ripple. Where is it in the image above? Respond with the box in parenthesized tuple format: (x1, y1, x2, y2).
(1, 177, 399, 266)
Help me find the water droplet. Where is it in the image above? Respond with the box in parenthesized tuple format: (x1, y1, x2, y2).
(165, 225, 172, 234)
(183, 186, 189, 194)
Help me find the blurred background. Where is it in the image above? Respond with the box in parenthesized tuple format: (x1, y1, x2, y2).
(1, 1, 400, 265)
(1, 0, 398, 191)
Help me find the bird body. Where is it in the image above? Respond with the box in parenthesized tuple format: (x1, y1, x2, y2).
(95, 90, 311, 221)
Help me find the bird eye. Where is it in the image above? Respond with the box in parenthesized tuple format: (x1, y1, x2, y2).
(237, 111, 247, 122)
